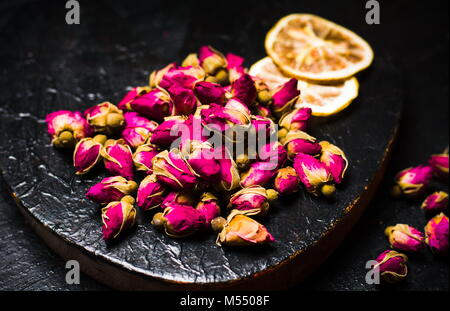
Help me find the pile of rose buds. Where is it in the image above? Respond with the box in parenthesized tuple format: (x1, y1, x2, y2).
(372, 149, 449, 283)
(45, 45, 349, 247)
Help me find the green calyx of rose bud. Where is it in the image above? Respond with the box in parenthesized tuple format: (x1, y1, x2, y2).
(321, 184, 336, 198)
(257, 90, 272, 105)
(211, 216, 227, 233)
(121, 195, 135, 205)
(236, 153, 250, 171)
(54, 130, 76, 148)
(93, 134, 107, 145)
(151, 212, 166, 230)
(182, 53, 199, 67)
(266, 189, 279, 201)
(215, 69, 229, 85)
(278, 128, 288, 142)
(205, 76, 219, 84)
(106, 112, 125, 130)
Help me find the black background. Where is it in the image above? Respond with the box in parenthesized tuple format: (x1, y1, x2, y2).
(0, 0, 448, 291)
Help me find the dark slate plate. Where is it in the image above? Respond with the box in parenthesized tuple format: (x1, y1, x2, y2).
(0, 1, 402, 290)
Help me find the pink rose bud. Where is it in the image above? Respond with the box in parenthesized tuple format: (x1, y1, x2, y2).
(168, 86, 198, 115)
(73, 137, 103, 175)
(182, 140, 221, 181)
(251, 115, 276, 140)
(152, 149, 199, 190)
(230, 74, 257, 107)
(216, 209, 275, 246)
(258, 142, 288, 168)
(121, 112, 158, 149)
(198, 45, 227, 75)
(226, 53, 245, 83)
(392, 165, 433, 198)
(149, 63, 176, 88)
(424, 213, 449, 255)
(196, 192, 221, 228)
(421, 191, 449, 214)
(155, 203, 206, 238)
(159, 65, 206, 90)
(133, 144, 159, 174)
(101, 196, 136, 240)
(384, 224, 425, 252)
(86, 176, 138, 205)
(117, 86, 152, 110)
(129, 88, 173, 122)
(150, 115, 188, 147)
(240, 161, 278, 188)
(160, 191, 196, 210)
(100, 139, 134, 180)
(283, 130, 322, 159)
(84, 102, 125, 135)
(428, 151, 449, 180)
(123, 112, 159, 130)
(136, 174, 167, 211)
(215, 146, 241, 191)
(274, 166, 300, 195)
(46, 110, 92, 148)
(293, 153, 335, 197)
(228, 185, 278, 216)
(224, 98, 252, 116)
(319, 141, 349, 184)
(193, 81, 225, 105)
(279, 107, 312, 132)
(375, 250, 408, 283)
(255, 103, 273, 119)
(201, 103, 250, 133)
(271, 78, 300, 116)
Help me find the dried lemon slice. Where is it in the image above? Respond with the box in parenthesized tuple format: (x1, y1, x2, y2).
(265, 14, 373, 82)
(249, 57, 359, 116)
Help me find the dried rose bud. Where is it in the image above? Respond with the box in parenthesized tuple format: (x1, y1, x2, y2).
(101, 195, 136, 240)
(230, 74, 257, 107)
(181, 140, 220, 181)
(160, 191, 195, 210)
(224, 98, 252, 116)
(271, 78, 300, 116)
(274, 167, 300, 195)
(293, 153, 335, 197)
(152, 149, 199, 190)
(258, 142, 288, 168)
(84, 102, 125, 135)
(181, 53, 200, 67)
(73, 136, 104, 175)
(193, 81, 225, 105)
(150, 115, 188, 147)
(198, 45, 227, 75)
(215, 146, 241, 191)
(226, 53, 245, 83)
(201, 103, 250, 133)
(421, 191, 449, 214)
(375, 250, 408, 283)
(283, 130, 322, 159)
(149, 63, 176, 88)
(279, 107, 312, 132)
(392, 165, 433, 198)
(168, 86, 198, 115)
(424, 213, 449, 255)
(86, 176, 138, 205)
(196, 192, 221, 228)
(319, 141, 349, 184)
(136, 174, 167, 211)
(154, 203, 206, 238)
(384, 224, 424, 252)
(129, 88, 173, 122)
(255, 103, 273, 119)
(428, 151, 449, 180)
(159, 65, 206, 90)
(240, 162, 278, 187)
(216, 209, 275, 246)
(100, 139, 134, 180)
(117, 86, 151, 110)
(46, 110, 92, 148)
(228, 185, 278, 216)
(251, 115, 276, 140)
(123, 112, 158, 130)
(121, 112, 158, 149)
(132, 144, 159, 174)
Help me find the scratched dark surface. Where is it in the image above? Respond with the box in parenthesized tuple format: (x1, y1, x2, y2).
(0, 0, 447, 291)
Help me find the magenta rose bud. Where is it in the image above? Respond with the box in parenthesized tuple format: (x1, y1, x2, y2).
(293, 153, 335, 197)
(215, 146, 241, 191)
(100, 139, 134, 180)
(155, 203, 206, 238)
(198, 45, 227, 75)
(421, 191, 449, 214)
(319, 141, 349, 184)
(279, 107, 312, 132)
(274, 167, 300, 195)
(182, 140, 220, 181)
(392, 165, 434, 198)
(251, 115, 276, 140)
(201, 103, 250, 133)
(384, 224, 425, 252)
(136, 174, 167, 211)
(132, 144, 159, 174)
(84, 102, 125, 135)
(46, 110, 92, 148)
(228, 186, 278, 216)
(196, 192, 221, 228)
(150, 116, 187, 147)
(149, 63, 176, 88)
(160, 191, 196, 210)
(121, 112, 158, 149)
(425, 213, 449, 255)
(283, 130, 322, 159)
(258, 142, 288, 169)
(271, 78, 300, 116)
(193, 81, 225, 105)
(86, 176, 137, 205)
(230, 74, 257, 107)
(375, 250, 408, 283)
(226, 53, 245, 83)
(240, 161, 278, 187)
(123, 112, 158, 130)
(73, 137, 103, 175)
(129, 88, 173, 122)
(101, 196, 136, 240)
(255, 103, 273, 119)
(224, 98, 252, 116)
(159, 65, 206, 90)
(152, 149, 199, 190)
(428, 151, 449, 180)
(117, 86, 152, 111)
(168, 86, 198, 115)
